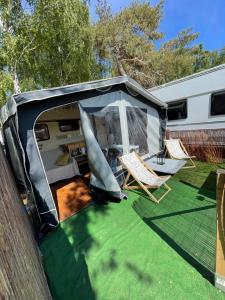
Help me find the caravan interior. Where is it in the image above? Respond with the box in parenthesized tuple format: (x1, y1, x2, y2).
(34, 103, 90, 221)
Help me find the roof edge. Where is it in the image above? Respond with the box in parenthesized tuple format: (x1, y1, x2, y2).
(0, 76, 167, 125)
(12, 75, 166, 108)
(149, 63, 225, 91)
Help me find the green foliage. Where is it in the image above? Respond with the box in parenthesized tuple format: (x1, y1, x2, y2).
(94, 0, 164, 86)
(29, 0, 95, 87)
(0, 71, 13, 106)
(0, 1, 23, 102)
(193, 45, 225, 72)
(151, 29, 200, 85)
(94, 0, 225, 88)
(1, 0, 225, 106)
(0, 0, 96, 105)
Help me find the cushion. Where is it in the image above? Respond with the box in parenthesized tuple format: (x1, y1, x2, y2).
(41, 148, 64, 171)
(55, 152, 70, 166)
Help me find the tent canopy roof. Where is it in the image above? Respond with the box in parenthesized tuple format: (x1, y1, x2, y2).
(14, 76, 166, 107)
(0, 76, 166, 126)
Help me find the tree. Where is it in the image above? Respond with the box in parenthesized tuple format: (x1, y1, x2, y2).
(1, 0, 225, 106)
(152, 29, 199, 84)
(0, 0, 96, 105)
(94, 0, 164, 87)
(29, 0, 95, 87)
(192, 45, 225, 72)
(0, 0, 28, 103)
(94, 0, 225, 88)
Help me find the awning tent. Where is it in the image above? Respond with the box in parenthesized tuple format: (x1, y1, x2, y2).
(0, 76, 167, 226)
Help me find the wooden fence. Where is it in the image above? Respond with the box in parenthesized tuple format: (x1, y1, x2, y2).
(0, 145, 52, 299)
(215, 169, 225, 292)
(168, 129, 225, 162)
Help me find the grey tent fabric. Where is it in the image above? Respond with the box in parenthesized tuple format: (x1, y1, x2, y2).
(3, 118, 36, 201)
(81, 104, 124, 186)
(3, 118, 42, 224)
(0, 97, 17, 126)
(4, 124, 27, 189)
(0, 76, 167, 227)
(26, 129, 59, 223)
(13, 77, 166, 107)
(79, 104, 124, 199)
(0, 77, 166, 125)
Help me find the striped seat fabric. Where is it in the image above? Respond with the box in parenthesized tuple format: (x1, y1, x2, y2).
(120, 152, 170, 187)
(165, 139, 189, 160)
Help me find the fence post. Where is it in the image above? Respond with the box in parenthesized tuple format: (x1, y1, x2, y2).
(0, 145, 52, 299)
(215, 169, 225, 292)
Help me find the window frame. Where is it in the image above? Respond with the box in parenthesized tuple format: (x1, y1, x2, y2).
(58, 119, 80, 132)
(126, 106, 148, 155)
(210, 90, 225, 117)
(34, 123, 50, 141)
(167, 99, 188, 121)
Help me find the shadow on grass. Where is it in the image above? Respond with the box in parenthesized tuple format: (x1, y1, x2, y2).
(175, 167, 217, 200)
(147, 204, 216, 221)
(125, 262, 153, 285)
(132, 196, 215, 284)
(41, 204, 110, 300)
(41, 192, 124, 300)
(41, 196, 154, 299)
(141, 217, 214, 283)
(179, 172, 216, 200)
(199, 172, 217, 199)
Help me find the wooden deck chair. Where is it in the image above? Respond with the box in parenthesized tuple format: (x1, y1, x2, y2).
(164, 139, 196, 169)
(119, 152, 171, 204)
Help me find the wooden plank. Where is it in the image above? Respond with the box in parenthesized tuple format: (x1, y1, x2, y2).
(0, 145, 52, 300)
(215, 169, 225, 292)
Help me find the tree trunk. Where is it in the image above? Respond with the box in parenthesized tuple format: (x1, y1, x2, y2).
(13, 67, 21, 94)
(115, 56, 127, 76)
(0, 145, 52, 300)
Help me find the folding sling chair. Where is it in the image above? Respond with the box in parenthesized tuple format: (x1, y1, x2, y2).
(119, 152, 171, 204)
(164, 139, 196, 169)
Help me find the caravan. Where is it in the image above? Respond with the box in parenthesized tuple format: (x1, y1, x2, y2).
(150, 64, 225, 160)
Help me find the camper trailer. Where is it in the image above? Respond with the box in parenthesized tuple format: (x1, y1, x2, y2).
(150, 64, 225, 132)
(0, 76, 166, 227)
(150, 64, 225, 160)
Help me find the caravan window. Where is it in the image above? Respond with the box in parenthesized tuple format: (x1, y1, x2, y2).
(167, 100, 187, 121)
(58, 119, 80, 132)
(211, 91, 225, 116)
(34, 123, 50, 141)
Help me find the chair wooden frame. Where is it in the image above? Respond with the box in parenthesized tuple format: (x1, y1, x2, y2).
(119, 152, 171, 204)
(164, 139, 196, 169)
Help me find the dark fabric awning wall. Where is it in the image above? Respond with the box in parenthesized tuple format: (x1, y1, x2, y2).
(0, 76, 166, 126)
(0, 77, 167, 226)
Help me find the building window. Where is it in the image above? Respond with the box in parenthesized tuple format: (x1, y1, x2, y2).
(34, 123, 50, 141)
(211, 91, 225, 116)
(167, 100, 187, 121)
(58, 119, 80, 132)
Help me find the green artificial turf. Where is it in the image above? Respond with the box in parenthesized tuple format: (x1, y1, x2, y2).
(173, 161, 225, 195)
(40, 161, 225, 300)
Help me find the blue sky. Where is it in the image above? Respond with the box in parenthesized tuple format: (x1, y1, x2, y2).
(90, 0, 225, 50)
